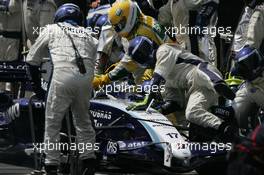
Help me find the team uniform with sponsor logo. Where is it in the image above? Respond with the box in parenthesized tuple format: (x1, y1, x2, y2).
(26, 22, 98, 166)
(93, 0, 173, 88)
(155, 43, 224, 129)
(158, 0, 218, 65)
(126, 37, 235, 138)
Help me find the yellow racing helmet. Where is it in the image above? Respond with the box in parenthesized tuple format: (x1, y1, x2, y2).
(108, 0, 141, 37)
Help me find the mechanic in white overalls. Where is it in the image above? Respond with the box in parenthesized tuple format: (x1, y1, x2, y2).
(153, 0, 219, 65)
(23, 0, 57, 47)
(126, 36, 236, 141)
(26, 4, 98, 175)
(0, 0, 22, 91)
(231, 47, 264, 130)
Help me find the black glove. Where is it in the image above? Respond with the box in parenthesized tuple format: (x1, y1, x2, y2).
(159, 100, 182, 115)
(196, 1, 218, 35)
(214, 82, 236, 100)
(218, 122, 237, 142)
(127, 73, 165, 111)
(28, 65, 46, 100)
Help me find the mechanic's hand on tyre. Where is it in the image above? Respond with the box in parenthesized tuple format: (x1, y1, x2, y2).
(126, 95, 150, 111)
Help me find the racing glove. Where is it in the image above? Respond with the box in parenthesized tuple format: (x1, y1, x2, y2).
(218, 121, 237, 142)
(196, 1, 218, 35)
(126, 73, 165, 111)
(126, 94, 152, 111)
(93, 74, 111, 90)
(214, 81, 236, 100)
(159, 100, 182, 115)
(28, 65, 46, 100)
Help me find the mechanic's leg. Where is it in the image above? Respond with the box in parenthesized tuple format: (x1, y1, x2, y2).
(71, 75, 96, 175)
(71, 83, 96, 160)
(185, 88, 222, 130)
(44, 79, 72, 166)
(162, 86, 187, 126)
(232, 86, 257, 130)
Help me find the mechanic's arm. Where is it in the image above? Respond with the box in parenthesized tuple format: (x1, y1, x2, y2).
(26, 26, 50, 66)
(245, 9, 264, 49)
(26, 26, 50, 99)
(126, 45, 175, 111)
(93, 52, 143, 89)
(126, 73, 166, 110)
(93, 62, 130, 89)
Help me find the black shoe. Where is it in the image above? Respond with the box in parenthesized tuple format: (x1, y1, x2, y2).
(214, 82, 236, 100)
(45, 165, 58, 175)
(82, 158, 97, 175)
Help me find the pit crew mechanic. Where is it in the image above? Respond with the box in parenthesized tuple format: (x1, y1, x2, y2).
(232, 0, 264, 53)
(26, 4, 98, 175)
(0, 0, 22, 91)
(156, 0, 219, 65)
(231, 47, 264, 130)
(126, 36, 236, 140)
(23, 0, 57, 46)
(93, 0, 173, 88)
(87, 13, 126, 75)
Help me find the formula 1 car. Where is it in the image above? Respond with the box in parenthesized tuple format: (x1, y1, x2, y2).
(0, 61, 236, 175)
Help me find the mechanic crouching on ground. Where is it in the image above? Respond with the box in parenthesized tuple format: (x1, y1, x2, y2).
(26, 3, 98, 175)
(126, 36, 237, 142)
(231, 46, 264, 131)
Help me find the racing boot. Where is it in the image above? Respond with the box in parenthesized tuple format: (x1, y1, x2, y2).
(82, 158, 97, 175)
(45, 165, 58, 175)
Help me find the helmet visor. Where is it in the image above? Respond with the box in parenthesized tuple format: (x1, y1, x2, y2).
(113, 17, 126, 33)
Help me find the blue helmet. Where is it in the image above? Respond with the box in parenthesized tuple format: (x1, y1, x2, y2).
(95, 14, 108, 29)
(87, 13, 103, 28)
(128, 36, 158, 68)
(87, 14, 108, 33)
(54, 3, 83, 26)
(232, 46, 264, 81)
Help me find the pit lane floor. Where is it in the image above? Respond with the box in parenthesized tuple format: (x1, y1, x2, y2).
(0, 163, 197, 175)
